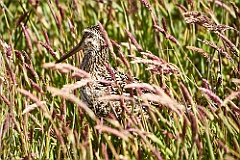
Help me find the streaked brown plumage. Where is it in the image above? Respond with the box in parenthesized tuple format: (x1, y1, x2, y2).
(56, 25, 148, 119)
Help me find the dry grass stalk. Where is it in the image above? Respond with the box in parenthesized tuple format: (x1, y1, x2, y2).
(6, 47, 12, 59)
(130, 52, 179, 74)
(104, 62, 116, 81)
(142, 91, 184, 115)
(194, 136, 203, 157)
(222, 89, 240, 106)
(98, 22, 116, 60)
(187, 0, 193, 8)
(184, 11, 213, 26)
(181, 116, 188, 141)
(67, 18, 77, 39)
(20, 22, 33, 53)
(217, 140, 229, 153)
(188, 112, 198, 138)
(184, 11, 239, 56)
(5, 60, 16, 84)
(125, 28, 143, 52)
(0, 113, 10, 143)
(43, 63, 90, 78)
(95, 125, 130, 141)
(214, 31, 239, 56)
(186, 46, 209, 59)
(72, 0, 79, 13)
(184, 11, 237, 32)
(153, 21, 180, 46)
(47, 86, 96, 120)
(97, 95, 134, 102)
(230, 2, 240, 18)
(197, 39, 234, 62)
(124, 82, 155, 92)
(61, 79, 91, 92)
(22, 50, 32, 64)
(40, 42, 58, 60)
(15, 12, 28, 27)
(199, 87, 223, 105)
(17, 88, 50, 118)
(208, 0, 234, 17)
(176, 4, 188, 12)
(42, 28, 50, 45)
(180, 83, 194, 105)
(46, 0, 62, 33)
(14, 50, 24, 62)
(111, 40, 132, 75)
(101, 143, 109, 160)
(139, 0, 152, 11)
(0, 94, 11, 107)
(22, 101, 46, 114)
(55, 1, 65, 20)
(197, 105, 213, 120)
(29, 78, 44, 93)
(24, 63, 39, 80)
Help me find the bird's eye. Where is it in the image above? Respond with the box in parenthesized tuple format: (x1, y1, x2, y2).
(83, 31, 91, 37)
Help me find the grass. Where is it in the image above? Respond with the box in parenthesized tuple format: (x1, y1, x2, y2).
(0, 0, 240, 159)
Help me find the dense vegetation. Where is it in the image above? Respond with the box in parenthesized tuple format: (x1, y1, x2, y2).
(0, 0, 239, 159)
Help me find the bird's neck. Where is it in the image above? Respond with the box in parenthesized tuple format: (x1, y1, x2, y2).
(80, 47, 109, 72)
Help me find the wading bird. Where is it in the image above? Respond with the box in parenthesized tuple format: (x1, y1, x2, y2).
(56, 25, 148, 120)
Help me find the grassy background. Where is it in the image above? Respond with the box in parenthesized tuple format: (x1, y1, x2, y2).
(0, 0, 240, 159)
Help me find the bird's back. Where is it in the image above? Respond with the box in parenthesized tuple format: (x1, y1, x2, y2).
(80, 63, 148, 119)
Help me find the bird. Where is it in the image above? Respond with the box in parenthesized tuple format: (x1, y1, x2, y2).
(56, 24, 148, 120)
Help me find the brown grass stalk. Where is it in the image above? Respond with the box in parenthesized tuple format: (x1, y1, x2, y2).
(20, 22, 33, 53)
(188, 112, 198, 139)
(22, 101, 46, 114)
(199, 87, 222, 105)
(98, 22, 116, 59)
(111, 40, 132, 75)
(217, 140, 229, 153)
(61, 79, 91, 92)
(153, 24, 180, 46)
(0, 113, 10, 142)
(230, 2, 240, 18)
(40, 42, 58, 60)
(208, 0, 234, 17)
(47, 86, 96, 120)
(180, 83, 194, 106)
(104, 62, 116, 81)
(24, 63, 39, 80)
(125, 28, 143, 52)
(5, 60, 16, 84)
(22, 50, 32, 64)
(139, 0, 152, 11)
(14, 50, 24, 62)
(29, 78, 44, 93)
(42, 28, 50, 45)
(194, 137, 203, 157)
(43, 63, 90, 78)
(17, 88, 49, 117)
(101, 143, 109, 160)
(95, 125, 129, 141)
(176, 4, 188, 12)
(46, 0, 62, 33)
(222, 89, 240, 106)
(0, 94, 11, 107)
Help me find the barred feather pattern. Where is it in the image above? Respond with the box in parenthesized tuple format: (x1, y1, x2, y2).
(60, 25, 149, 119)
(80, 58, 148, 119)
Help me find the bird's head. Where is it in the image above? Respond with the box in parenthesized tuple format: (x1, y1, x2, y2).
(56, 25, 106, 63)
(81, 25, 105, 52)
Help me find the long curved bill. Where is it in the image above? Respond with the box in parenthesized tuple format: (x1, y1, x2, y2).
(56, 37, 85, 63)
